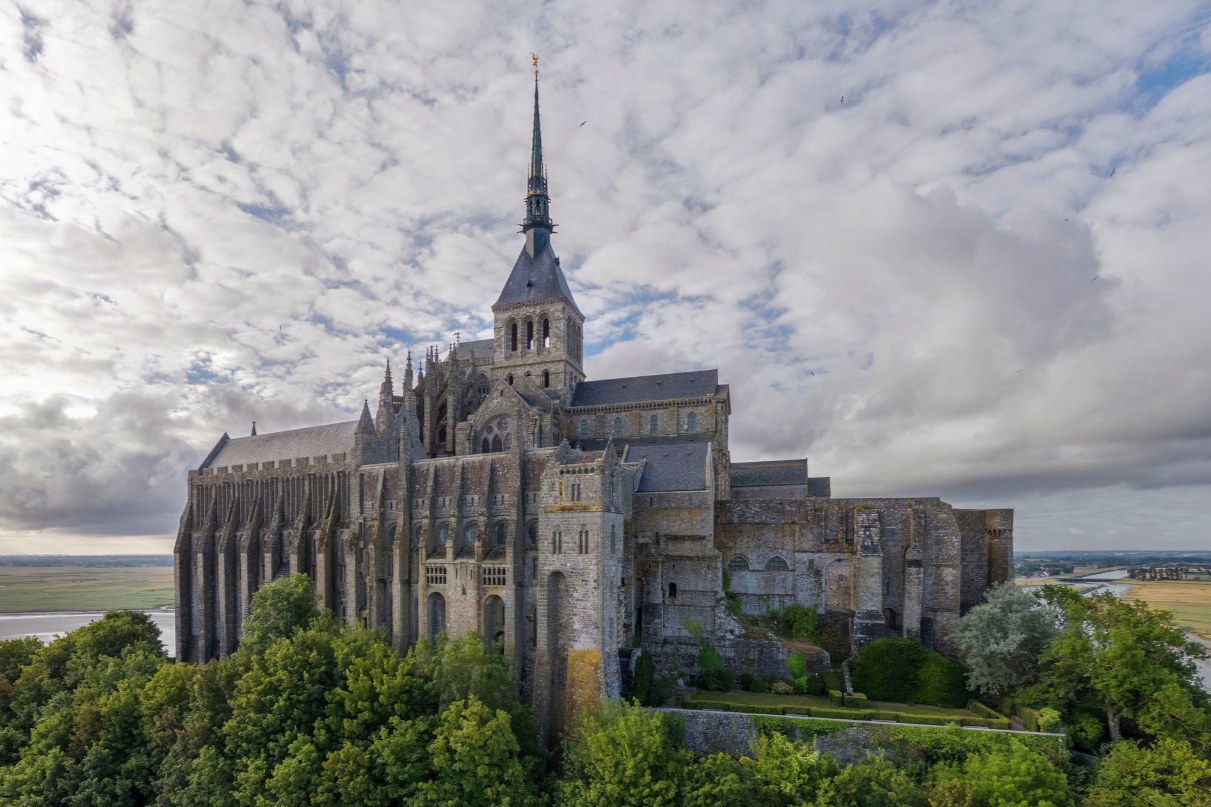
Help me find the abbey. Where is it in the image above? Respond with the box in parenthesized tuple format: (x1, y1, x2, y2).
(174, 71, 1012, 735)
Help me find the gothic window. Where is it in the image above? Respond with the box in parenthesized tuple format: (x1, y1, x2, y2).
(481, 437, 490, 454)
(765, 556, 789, 571)
(578, 419, 589, 439)
(727, 555, 749, 572)
(542, 370, 550, 388)
(527, 522, 538, 545)
(437, 523, 449, 547)
(542, 317, 550, 348)
(552, 528, 563, 554)
(503, 433, 512, 450)
(612, 416, 622, 437)
(509, 322, 518, 352)
(578, 524, 589, 554)
(526, 320, 534, 350)
(686, 412, 697, 433)
(413, 524, 423, 548)
(463, 522, 478, 548)
(649, 414, 658, 434)
(492, 434, 503, 452)
(496, 522, 508, 546)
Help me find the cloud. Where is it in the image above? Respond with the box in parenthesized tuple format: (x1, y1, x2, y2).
(0, 0, 1209, 551)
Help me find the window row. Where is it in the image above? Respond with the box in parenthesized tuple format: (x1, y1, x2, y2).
(726, 554, 789, 572)
(507, 317, 551, 352)
(415, 521, 541, 549)
(575, 411, 700, 440)
(551, 525, 594, 555)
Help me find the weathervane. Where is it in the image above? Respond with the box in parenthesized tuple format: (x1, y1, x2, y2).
(531, 51, 539, 77)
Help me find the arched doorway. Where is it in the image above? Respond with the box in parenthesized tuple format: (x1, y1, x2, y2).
(483, 595, 506, 651)
(427, 592, 445, 641)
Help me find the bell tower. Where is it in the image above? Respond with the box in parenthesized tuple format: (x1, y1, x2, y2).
(492, 55, 585, 399)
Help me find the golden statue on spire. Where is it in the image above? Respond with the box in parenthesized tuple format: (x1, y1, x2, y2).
(531, 51, 539, 76)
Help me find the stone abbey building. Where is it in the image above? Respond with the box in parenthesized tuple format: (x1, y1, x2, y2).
(174, 71, 1013, 735)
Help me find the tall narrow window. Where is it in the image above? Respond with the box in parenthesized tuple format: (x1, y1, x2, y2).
(686, 412, 697, 433)
(542, 370, 550, 388)
(612, 416, 622, 437)
(542, 318, 550, 348)
(510, 322, 518, 352)
(649, 414, 659, 434)
(552, 528, 563, 554)
(481, 437, 490, 453)
(578, 525, 589, 554)
(496, 523, 507, 546)
(526, 320, 534, 350)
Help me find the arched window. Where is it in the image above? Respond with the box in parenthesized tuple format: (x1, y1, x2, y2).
(492, 434, 503, 452)
(506, 374, 513, 385)
(481, 437, 490, 453)
(612, 416, 622, 437)
(649, 414, 659, 434)
(463, 523, 478, 548)
(578, 524, 589, 554)
(527, 522, 538, 545)
(668, 582, 677, 599)
(542, 318, 550, 348)
(542, 370, 550, 388)
(496, 522, 508, 546)
(526, 320, 534, 350)
(413, 524, 423, 548)
(437, 523, 449, 547)
(765, 556, 789, 571)
(727, 555, 749, 571)
(686, 412, 697, 433)
(884, 608, 899, 631)
(509, 322, 518, 352)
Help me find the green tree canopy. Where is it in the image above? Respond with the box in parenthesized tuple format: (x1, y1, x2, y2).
(954, 583, 1057, 698)
(1084, 737, 1211, 807)
(239, 573, 320, 653)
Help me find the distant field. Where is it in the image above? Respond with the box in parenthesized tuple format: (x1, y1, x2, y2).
(0, 566, 174, 612)
(1122, 580, 1211, 641)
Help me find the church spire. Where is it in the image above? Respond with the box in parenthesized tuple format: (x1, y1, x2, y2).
(522, 52, 553, 253)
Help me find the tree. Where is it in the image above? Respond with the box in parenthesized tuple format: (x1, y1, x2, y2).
(558, 700, 691, 807)
(681, 752, 757, 807)
(1084, 737, 1211, 807)
(932, 741, 1072, 807)
(815, 755, 924, 807)
(239, 573, 320, 653)
(416, 696, 538, 806)
(954, 583, 1057, 698)
(743, 730, 838, 806)
(849, 637, 927, 702)
(1038, 586, 1209, 743)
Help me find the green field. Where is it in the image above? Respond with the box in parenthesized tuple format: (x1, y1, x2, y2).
(0, 566, 174, 612)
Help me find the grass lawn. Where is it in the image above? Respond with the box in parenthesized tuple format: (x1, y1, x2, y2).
(1122, 579, 1211, 641)
(683, 690, 976, 720)
(0, 566, 174, 612)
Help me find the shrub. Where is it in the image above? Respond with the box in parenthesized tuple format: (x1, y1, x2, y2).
(633, 652, 655, 704)
(770, 680, 794, 695)
(822, 671, 842, 692)
(1037, 707, 1063, 734)
(739, 672, 756, 692)
(827, 689, 843, 705)
(967, 701, 1004, 721)
(792, 676, 809, 694)
(806, 674, 825, 696)
(786, 651, 807, 680)
(849, 637, 926, 702)
(777, 604, 821, 643)
(915, 652, 970, 707)
(844, 692, 868, 707)
(695, 640, 732, 692)
(1017, 705, 1041, 732)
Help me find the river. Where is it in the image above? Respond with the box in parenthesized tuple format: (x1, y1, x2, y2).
(0, 610, 176, 655)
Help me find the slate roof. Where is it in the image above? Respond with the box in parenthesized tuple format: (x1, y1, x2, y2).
(570, 369, 720, 408)
(206, 421, 358, 469)
(731, 459, 808, 488)
(460, 339, 494, 360)
(624, 442, 709, 492)
(493, 243, 579, 313)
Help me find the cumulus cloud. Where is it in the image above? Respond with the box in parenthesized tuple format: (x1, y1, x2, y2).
(0, 0, 1209, 552)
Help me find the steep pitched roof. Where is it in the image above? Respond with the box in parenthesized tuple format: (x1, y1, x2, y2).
(570, 369, 720, 407)
(461, 338, 495, 360)
(493, 243, 579, 313)
(204, 421, 358, 468)
(624, 442, 710, 492)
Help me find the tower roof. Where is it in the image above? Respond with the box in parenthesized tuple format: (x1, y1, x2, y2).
(493, 242, 579, 313)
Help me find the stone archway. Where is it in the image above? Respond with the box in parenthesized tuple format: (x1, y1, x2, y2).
(483, 594, 506, 651)
(427, 591, 445, 640)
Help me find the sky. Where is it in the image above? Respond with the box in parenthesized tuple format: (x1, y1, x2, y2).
(1, 0, 1210, 554)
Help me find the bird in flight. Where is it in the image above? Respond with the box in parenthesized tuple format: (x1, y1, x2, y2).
(840, 96, 844, 104)
(579, 121, 587, 127)
(1109, 167, 1116, 177)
